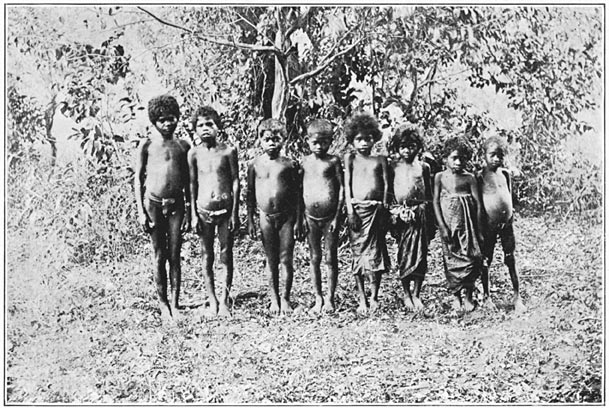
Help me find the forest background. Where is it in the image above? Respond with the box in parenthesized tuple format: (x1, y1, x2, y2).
(5, 5, 604, 403)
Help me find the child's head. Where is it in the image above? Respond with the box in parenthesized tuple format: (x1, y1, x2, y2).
(148, 95, 180, 124)
(306, 119, 334, 157)
(483, 135, 509, 169)
(389, 123, 423, 161)
(344, 113, 382, 145)
(442, 136, 473, 173)
(258, 118, 286, 157)
(191, 106, 222, 144)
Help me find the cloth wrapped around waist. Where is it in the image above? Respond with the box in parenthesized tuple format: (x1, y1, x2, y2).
(145, 192, 183, 217)
(197, 206, 229, 224)
(349, 199, 389, 278)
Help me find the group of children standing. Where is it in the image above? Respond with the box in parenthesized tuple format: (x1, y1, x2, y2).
(135, 95, 525, 324)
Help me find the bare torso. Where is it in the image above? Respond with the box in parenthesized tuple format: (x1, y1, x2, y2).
(480, 168, 513, 226)
(253, 155, 298, 214)
(145, 138, 189, 198)
(393, 159, 426, 204)
(194, 144, 235, 211)
(351, 154, 385, 202)
(302, 155, 341, 218)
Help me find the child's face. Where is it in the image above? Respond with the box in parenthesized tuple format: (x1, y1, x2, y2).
(260, 130, 285, 157)
(445, 150, 467, 174)
(353, 132, 374, 155)
(155, 113, 178, 137)
(485, 143, 505, 170)
(398, 140, 420, 162)
(307, 133, 332, 157)
(194, 115, 219, 144)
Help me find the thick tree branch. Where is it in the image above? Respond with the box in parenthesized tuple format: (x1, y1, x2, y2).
(289, 37, 363, 85)
(138, 7, 281, 55)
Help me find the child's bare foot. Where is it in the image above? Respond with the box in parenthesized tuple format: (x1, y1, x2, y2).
(170, 305, 182, 321)
(402, 295, 415, 312)
(269, 302, 281, 315)
(322, 296, 335, 313)
(462, 296, 476, 313)
(356, 302, 369, 315)
(451, 294, 463, 315)
(412, 297, 424, 312)
(513, 295, 527, 314)
(281, 298, 293, 315)
(204, 301, 219, 318)
(482, 297, 496, 310)
(310, 297, 323, 314)
(160, 305, 174, 325)
(370, 299, 380, 314)
(218, 301, 232, 317)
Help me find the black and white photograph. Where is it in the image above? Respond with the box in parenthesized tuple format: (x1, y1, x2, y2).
(5, 4, 603, 403)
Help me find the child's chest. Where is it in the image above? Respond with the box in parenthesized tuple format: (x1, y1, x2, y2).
(256, 160, 294, 181)
(149, 142, 185, 163)
(197, 150, 229, 173)
(304, 159, 336, 180)
(481, 172, 508, 194)
(352, 156, 382, 176)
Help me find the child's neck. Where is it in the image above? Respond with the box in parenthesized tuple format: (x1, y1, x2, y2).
(313, 152, 328, 160)
(200, 138, 217, 149)
(356, 150, 371, 157)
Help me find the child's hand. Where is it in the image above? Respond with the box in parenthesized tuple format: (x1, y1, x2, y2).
(229, 215, 240, 235)
(138, 213, 154, 233)
(181, 212, 191, 233)
(248, 220, 257, 239)
(329, 217, 338, 233)
(191, 215, 200, 234)
(348, 212, 361, 231)
(294, 220, 306, 241)
(439, 225, 450, 243)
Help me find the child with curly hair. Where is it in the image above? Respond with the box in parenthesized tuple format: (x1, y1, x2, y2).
(433, 136, 484, 313)
(344, 112, 390, 314)
(134, 95, 191, 324)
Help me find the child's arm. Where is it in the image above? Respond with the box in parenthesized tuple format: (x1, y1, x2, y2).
(246, 161, 257, 238)
(331, 156, 345, 232)
(180, 140, 191, 233)
(380, 155, 390, 208)
(343, 152, 361, 231)
(433, 172, 449, 243)
(188, 148, 199, 233)
(469, 174, 485, 243)
(422, 162, 433, 203)
(229, 147, 241, 233)
(502, 168, 512, 195)
(294, 162, 305, 241)
(134, 140, 152, 232)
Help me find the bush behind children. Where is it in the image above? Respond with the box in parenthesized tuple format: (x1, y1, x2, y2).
(136, 96, 525, 324)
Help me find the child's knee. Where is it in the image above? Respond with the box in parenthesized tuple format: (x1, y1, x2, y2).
(310, 251, 322, 266)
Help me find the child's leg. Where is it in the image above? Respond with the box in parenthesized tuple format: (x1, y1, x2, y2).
(167, 210, 185, 318)
(259, 215, 281, 314)
(323, 221, 340, 313)
(370, 271, 383, 312)
(306, 220, 324, 313)
(278, 217, 296, 314)
(198, 221, 218, 316)
(149, 223, 171, 321)
(481, 230, 497, 308)
(400, 277, 415, 311)
(217, 218, 234, 317)
(355, 274, 368, 314)
(500, 223, 526, 312)
(462, 286, 476, 312)
(412, 277, 424, 311)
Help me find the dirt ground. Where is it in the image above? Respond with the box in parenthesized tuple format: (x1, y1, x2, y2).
(5, 214, 603, 403)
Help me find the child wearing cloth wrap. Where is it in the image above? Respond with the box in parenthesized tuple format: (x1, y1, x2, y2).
(433, 136, 484, 313)
(134, 95, 191, 324)
(344, 113, 390, 315)
(388, 124, 433, 312)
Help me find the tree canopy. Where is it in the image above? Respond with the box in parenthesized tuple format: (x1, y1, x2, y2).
(6, 5, 602, 213)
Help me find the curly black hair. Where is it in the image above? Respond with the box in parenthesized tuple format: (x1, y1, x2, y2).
(258, 118, 286, 138)
(190, 106, 222, 130)
(483, 135, 508, 153)
(388, 123, 423, 153)
(306, 119, 334, 138)
(442, 136, 473, 161)
(148, 95, 180, 124)
(344, 112, 382, 144)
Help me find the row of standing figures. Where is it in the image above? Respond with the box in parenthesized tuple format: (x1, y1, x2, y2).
(135, 96, 526, 325)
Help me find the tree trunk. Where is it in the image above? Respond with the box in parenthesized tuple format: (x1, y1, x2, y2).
(271, 28, 289, 121)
